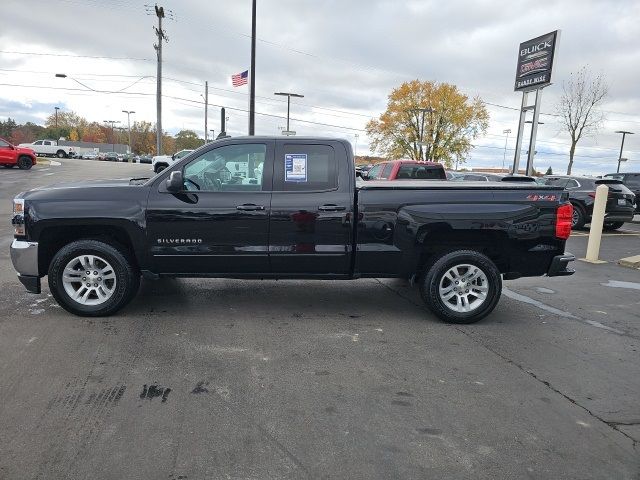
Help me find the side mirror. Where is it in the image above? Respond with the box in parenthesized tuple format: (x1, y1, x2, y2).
(171, 153, 176, 160)
(165, 171, 183, 192)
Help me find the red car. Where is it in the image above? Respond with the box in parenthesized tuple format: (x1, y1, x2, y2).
(362, 159, 446, 181)
(0, 137, 37, 170)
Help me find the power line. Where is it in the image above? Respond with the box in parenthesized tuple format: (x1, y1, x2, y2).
(0, 50, 153, 61)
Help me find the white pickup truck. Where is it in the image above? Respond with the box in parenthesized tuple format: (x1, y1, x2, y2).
(152, 149, 194, 173)
(18, 140, 75, 158)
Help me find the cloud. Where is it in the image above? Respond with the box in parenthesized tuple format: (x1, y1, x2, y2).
(1, 0, 639, 175)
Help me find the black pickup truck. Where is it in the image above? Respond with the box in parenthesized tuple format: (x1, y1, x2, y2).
(10, 136, 575, 323)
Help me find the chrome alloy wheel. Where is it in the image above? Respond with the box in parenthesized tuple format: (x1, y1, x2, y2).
(62, 255, 117, 306)
(571, 209, 579, 227)
(438, 263, 489, 313)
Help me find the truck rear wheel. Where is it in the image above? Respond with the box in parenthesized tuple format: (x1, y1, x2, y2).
(17, 156, 33, 170)
(48, 239, 140, 317)
(56, 150, 67, 158)
(419, 250, 502, 324)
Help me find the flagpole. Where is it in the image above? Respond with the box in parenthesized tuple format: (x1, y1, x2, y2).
(248, 0, 256, 135)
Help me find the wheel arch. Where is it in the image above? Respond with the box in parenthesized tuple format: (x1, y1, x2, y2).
(38, 224, 139, 275)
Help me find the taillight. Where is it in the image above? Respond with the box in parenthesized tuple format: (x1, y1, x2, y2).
(556, 203, 573, 239)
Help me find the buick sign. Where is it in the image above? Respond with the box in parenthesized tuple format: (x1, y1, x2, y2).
(514, 31, 559, 92)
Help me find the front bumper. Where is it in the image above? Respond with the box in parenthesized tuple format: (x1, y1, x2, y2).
(547, 252, 575, 277)
(10, 239, 41, 293)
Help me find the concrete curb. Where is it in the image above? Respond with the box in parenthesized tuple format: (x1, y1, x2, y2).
(618, 255, 640, 270)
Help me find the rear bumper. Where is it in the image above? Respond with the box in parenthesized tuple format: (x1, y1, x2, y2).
(547, 252, 575, 277)
(18, 275, 41, 294)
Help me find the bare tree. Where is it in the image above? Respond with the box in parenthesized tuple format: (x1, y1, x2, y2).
(557, 67, 608, 174)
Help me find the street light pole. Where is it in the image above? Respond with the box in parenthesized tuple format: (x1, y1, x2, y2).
(274, 92, 304, 132)
(122, 110, 135, 155)
(54, 106, 60, 128)
(615, 130, 634, 173)
(209, 129, 215, 142)
(354, 133, 359, 157)
(502, 129, 511, 172)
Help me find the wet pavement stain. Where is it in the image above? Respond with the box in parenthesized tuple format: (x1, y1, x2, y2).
(391, 400, 412, 407)
(140, 384, 171, 403)
(416, 427, 442, 436)
(191, 381, 209, 394)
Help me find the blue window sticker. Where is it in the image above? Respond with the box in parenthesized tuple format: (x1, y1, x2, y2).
(285, 154, 307, 182)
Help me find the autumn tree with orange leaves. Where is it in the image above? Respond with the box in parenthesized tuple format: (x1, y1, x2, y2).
(366, 80, 488, 168)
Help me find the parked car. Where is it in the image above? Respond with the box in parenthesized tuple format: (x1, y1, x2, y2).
(138, 155, 152, 164)
(445, 170, 460, 180)
(152, 149, 194, 173)
(0, 137, 37, 169)
(453, 173, 536, 183)
(543, 175, 635, 230)
(82, 152, 98, 160)
(363, 160, 446, 181)
(17, 139, 75, 158)
(604, 172, 640, 213)
(103, 152, 119, 162)
(10, 136, 575, 324)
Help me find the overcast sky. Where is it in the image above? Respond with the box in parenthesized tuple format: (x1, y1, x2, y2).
(1, 0, 639, 174)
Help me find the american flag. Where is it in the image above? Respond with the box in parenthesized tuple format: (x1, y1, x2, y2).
(232, 70, 248, 87)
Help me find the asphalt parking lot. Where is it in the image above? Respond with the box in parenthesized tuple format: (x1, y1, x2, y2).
(1, 159, 639, 479)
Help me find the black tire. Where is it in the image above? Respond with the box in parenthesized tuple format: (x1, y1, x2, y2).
(154, 164, 167, 173)
(603, 221, 624, 231)
(17, 156, 33, 170)
(419, 250, 502, 324)
(48, 239, 140, 317)
(56, 150, 67, 158)
(571, 203, 586, 230)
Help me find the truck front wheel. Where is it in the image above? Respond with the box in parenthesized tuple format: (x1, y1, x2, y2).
(48, 239, 140, 317)
(420, 250, 502, 324)
(56, 150, 67, 158)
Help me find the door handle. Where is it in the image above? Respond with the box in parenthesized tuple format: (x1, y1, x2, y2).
(318, 204, 346, 212)
(236, 204, 265, 211)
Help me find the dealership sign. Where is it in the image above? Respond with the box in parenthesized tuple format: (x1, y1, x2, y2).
(514, 31, 559, 91)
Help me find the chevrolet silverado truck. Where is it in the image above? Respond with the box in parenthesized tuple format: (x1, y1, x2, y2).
(18, 139, 75, 159)
(0, 137, 37, 169)
(10, 136, 575, 323)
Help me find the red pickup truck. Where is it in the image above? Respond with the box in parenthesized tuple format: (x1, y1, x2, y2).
(0, 137, 37, 170)
(362, 159, 446, 181)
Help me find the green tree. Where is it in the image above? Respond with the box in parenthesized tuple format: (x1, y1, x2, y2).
(366, 80, 489, 167)
(175, 129, 204, 151)
(0, 118, 18, 138)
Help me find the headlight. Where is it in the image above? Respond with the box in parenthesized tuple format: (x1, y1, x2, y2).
(12, 198, 25, 235)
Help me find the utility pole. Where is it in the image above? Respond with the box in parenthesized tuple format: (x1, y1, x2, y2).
(103, 120, 120, 152)
(615, 131, 634, 173)
(204, 81, 209, 143)
(54, 106, 60, 128)
(209, 129, 215, 142)
(122, 110, 135, 154)
(502, 129, 511, 172)
(149, 4, 169, 155)
(354, 133, 359, 157)
(248, 0, 256, 135)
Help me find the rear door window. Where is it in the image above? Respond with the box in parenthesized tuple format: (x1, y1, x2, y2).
(274, 144, 337, 191)
(397, 164, 445, 180)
